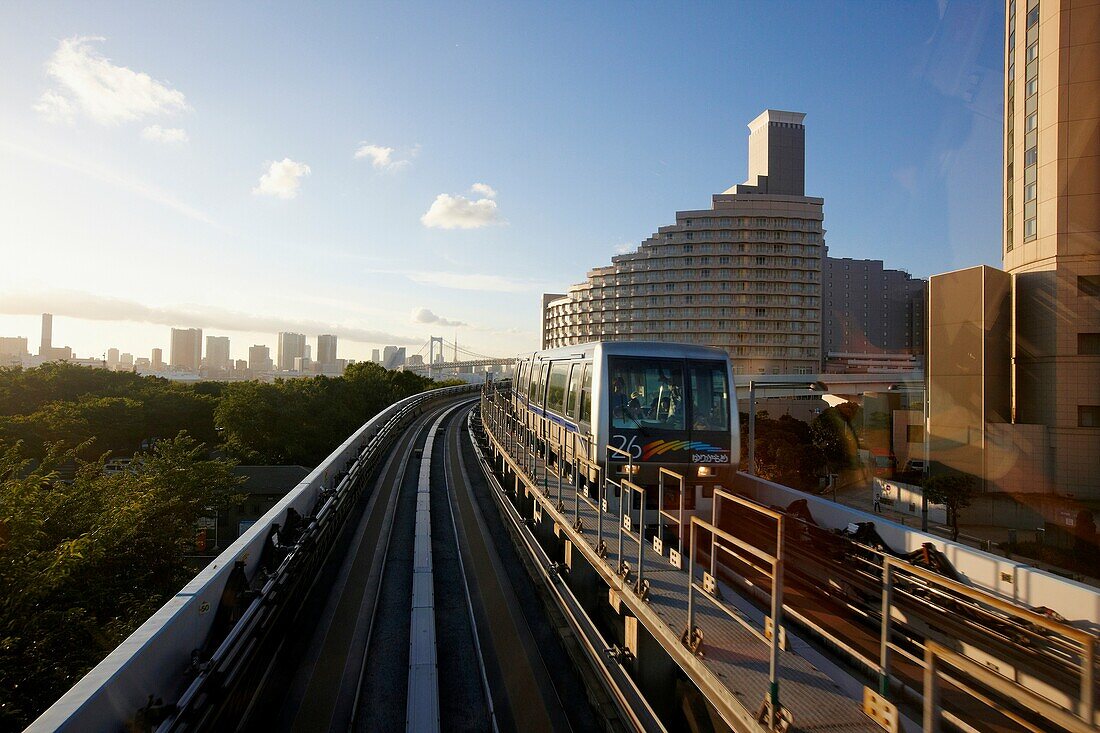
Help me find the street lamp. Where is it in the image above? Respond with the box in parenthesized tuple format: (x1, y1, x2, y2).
(747, 379, 828, 476)
(888, 383, 929, 532)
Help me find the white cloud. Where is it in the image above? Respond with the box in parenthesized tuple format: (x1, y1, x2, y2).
(33, 90, 75, 124)
(142, 124, 188, 143)
(35, 36, 189, 126)
(613, 242, 635, 255)
(420, 186, 503, 230)
(353, 142, 413, 171)
(469, 182, 497, 199)
(253, 158, 311, 199)
(412, 307, 467, 328)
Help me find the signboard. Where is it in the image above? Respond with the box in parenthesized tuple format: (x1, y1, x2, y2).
(608, 429, 730, 464)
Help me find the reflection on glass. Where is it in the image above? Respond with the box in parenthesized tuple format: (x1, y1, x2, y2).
(609, 358, 685, 429)
(689, 362, 730, 431)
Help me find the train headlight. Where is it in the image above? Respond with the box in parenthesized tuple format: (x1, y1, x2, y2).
(697, 466, 715, 478)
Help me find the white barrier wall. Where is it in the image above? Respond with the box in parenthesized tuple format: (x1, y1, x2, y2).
(733, 472, 1100, 635)
(29, 386, 467, 732)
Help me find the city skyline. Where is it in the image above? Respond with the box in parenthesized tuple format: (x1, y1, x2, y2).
(0, 2, 1005, 361)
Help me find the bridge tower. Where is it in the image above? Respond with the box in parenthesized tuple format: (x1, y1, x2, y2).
(427, 336, 444, 378)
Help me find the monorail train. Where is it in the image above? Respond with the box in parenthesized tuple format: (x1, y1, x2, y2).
(512, 341, 739, 513)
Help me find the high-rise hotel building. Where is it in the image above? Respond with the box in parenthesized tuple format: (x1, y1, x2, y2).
(1004, 0, 1100, 496)
(542, 110, 824, 375)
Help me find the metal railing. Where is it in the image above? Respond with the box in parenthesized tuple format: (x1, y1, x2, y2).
(477, 379, 1100, 733)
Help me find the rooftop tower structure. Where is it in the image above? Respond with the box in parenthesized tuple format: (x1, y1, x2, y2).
(542, 109, 824, 375)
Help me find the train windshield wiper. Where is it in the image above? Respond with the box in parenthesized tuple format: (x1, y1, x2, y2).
(624, 411, 649, 435)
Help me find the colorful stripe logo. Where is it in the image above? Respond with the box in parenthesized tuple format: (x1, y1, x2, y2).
(640, 439, 724, 461)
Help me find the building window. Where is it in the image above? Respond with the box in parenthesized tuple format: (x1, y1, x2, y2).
(1024, 217, 1037, 238)
(1026, 42, 1038, 63)
(1025, 112, 1037, 132)
(1079, 406, 1100, 428)
(1079, 333, 1100, 355)
(1024, 147, 1038, 165)
(1025, 182, 1037, 202)
(1026, 77, 1038, 97)
(1079, 275, 1100, 297)
(1026, 5, 1039, 28)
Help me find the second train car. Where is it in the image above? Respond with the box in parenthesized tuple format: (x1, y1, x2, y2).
(512, 341, 739, 517)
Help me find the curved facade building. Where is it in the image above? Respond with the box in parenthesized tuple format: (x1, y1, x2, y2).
(542, 110, 824, 376)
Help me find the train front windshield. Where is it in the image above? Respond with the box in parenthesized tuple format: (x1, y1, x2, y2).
(607, 357, 731, 464)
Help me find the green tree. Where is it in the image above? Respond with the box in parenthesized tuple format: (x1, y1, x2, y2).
(0, 434, 243, 731)
(739, 412, 826, 491)
(810, 403, 863, 472)
(922, 471, 978, 541)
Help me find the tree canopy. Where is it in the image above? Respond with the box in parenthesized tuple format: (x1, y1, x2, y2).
(0, 362, 442, 467)
(0, 361, 451, 729)
(923, 471, 978, 540)
(0, 434, 243, 731)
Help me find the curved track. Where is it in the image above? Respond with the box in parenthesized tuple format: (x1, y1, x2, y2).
(242, 395, 604, 733)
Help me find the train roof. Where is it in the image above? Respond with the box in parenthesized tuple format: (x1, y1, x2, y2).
(516, 341, 731, 362)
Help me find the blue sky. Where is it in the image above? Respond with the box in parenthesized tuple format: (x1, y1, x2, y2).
(0, 1, 1005, 362)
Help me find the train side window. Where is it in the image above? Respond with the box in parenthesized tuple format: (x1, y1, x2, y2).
(566, 363, 581, 418)
(688, 361, 730, 430)
(516, 361, 526, 395)
(579, 362, 593, 423)
(531, 362, 545, 404)
(547, 361, 569, 415)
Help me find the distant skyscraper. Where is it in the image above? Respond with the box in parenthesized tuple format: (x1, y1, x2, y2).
(542, 109, 824, 374)
(249, 344, 274, 372)
(277, 332, 306, 371)
(170, 328, 203, 371)
(371, 348, 380, 363)
(120, 353, 134, 369)
(40, 313, 52, 354)
(37, 313, 71, 361)
(151, 348, 164, 371)
(107, 348, 120, 369)
(0, 337, 27, 365)
(382, 345, 406, 369)
(317, 334, 338, 366)
(822, 257, 926, 361)
(205, 336, 231, 370)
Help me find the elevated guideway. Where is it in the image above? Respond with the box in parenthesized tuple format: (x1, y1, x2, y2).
(26, 380, 1099, 733)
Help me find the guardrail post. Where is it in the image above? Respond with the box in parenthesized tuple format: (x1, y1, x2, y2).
(596, 471, 605, 556)
(687, 519, 696, 637)
(556, 458, 562, 509)
(1084, 634, 1095, 724)
(658, 471, 665, 551)
(767, 513, 784, 728)
(638, 483, 646, 593)
(879, 560, 893, 698)
(923, 644, 940, 733)
(574, 453, 581, 526)
(616, 476, 625, 576)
